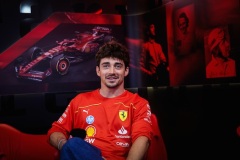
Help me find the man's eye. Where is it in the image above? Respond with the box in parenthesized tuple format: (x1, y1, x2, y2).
(102, 65, 109, 68)
(115, 65, 122, 69)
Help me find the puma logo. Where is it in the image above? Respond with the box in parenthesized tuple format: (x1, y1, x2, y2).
(83, 109, 89, 114)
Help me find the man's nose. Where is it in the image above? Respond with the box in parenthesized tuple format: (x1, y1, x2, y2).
(109, 66, 115, 73)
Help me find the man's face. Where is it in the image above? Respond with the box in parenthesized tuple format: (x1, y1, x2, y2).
(219, 40, 230, 58)
(96, 57, 129, 88)
(149, 24, 156, 36)
(178, 17, 188, 34)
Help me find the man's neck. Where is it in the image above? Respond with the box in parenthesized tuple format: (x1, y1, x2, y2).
(212, 55, 228, 63)
(149, 38, 155, 43)
(99, 87, 125, 98)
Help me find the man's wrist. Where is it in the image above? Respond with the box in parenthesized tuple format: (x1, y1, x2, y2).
(57, 139, 67, 150)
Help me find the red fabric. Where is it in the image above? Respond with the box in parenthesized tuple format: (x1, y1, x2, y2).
(237, 126, 240, 137)
(0, 123, 58, 160)
(146, 114, 168, 160)
(47, 89, 153, 160)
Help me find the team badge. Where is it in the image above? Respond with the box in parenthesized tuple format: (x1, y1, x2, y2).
(119, 110, 128, 121)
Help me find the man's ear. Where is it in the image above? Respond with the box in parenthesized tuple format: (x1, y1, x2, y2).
(96, 66, 100, 77)
(125, 67, 129, 77)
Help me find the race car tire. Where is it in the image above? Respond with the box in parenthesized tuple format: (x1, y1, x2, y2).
(104, 35, 115, 43)
(14, 56, 27, 77)
(26, 46, 44, 60)
(50, 54, 70, 75)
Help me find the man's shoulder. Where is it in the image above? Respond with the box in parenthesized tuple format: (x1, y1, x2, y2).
(125, 90, 148, 103)
(75, 89, 98, 98)
(228, 58, 235, 63)
(71, 90, 99, 105)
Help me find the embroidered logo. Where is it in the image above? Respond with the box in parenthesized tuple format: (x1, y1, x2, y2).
(118, 126, 127, 134)
(116, 142, 129, 147)
(83, 109, 89, 114)
(119, 110, 128, 121)
(85, 125, 96, 137)
(86, 115, 94, 124)
(85, 125, 96, 144)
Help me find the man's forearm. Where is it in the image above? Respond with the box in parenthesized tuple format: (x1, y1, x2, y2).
(49, 132, 67, 150)
(127, 136, 149, 160)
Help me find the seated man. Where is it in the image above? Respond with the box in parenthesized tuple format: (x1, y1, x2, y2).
(47, 40, 154, 159)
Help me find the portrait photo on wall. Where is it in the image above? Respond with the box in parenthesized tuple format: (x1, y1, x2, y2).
(0, 23, 125, 94)
(173, 3, 196, 58)
(126, 6, 170, 87)
(204, 26, 236, 79)
(139, 22, 170, 86)
(167, 0, 206, 86)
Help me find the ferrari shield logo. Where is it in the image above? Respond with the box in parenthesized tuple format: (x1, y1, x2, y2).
(119, 110, 128, 121)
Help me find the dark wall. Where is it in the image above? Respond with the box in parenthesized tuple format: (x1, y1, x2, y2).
(1, 85, 240, 160)
(0, 0, 21, 53)
(0, 0, 55, 53)
(144, 85, 240, 160)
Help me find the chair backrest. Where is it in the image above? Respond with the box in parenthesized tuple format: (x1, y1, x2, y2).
(146, 114, 168, 160)
(0, 123, 58, 160)
(237, 125, 240, 137)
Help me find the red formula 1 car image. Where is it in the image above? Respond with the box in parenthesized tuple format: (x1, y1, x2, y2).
(14, 26, 115, 81)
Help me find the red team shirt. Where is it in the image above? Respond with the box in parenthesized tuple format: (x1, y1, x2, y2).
(47, 89, 153, 160)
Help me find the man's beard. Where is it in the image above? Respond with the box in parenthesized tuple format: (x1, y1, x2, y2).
(105, 74, 120, 88)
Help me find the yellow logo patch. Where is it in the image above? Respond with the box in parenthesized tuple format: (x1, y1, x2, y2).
(86, 125, 96, 137)
(119, 110, 128, 121)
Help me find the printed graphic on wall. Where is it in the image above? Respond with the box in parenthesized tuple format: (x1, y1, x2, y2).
(173, 3, 196, 57)
(13, 24, 120, 82)
(1, 0, 240, 95)
(167, 0, 240, 86)
(125, 6, 170, 88)
(166, 1, 206, 86)
(0, 13, 124, 94)
(204, 26, 237, 79)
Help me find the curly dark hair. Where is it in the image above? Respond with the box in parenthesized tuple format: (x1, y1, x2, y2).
(95, 41, 130, 68)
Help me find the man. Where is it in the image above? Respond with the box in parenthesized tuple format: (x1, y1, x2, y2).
(206, 27, 236, 78)
(140, 23, 169, 86)
(47, 40, 153, 160)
